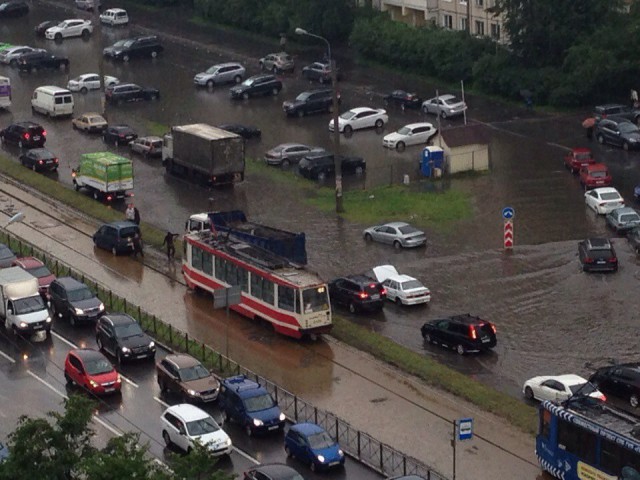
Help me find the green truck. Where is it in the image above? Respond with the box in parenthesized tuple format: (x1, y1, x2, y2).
(72, 152, 133, 201)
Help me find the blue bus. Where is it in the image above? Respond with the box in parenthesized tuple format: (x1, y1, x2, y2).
(537, 399, 640, 480)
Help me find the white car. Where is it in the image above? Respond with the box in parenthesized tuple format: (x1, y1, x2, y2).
(372, 265, 431, 305)
(421, 94, 467, 118)
(0, 46, 43, 66)
(161, 404, 232, 456)
(45, 19, 93, 41)
(329, 107, 388, 134)
(382, 122, 436, 151)
(67, 74, 119, 93)
(99, 8, 129, 26)
(585, 187, 625, 215)
(523, 374, 605, 403)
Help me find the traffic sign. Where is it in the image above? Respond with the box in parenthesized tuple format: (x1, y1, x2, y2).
(458, 418, 473, 441)
(504, 220, 514, 249)
(502, 207, 515, 220)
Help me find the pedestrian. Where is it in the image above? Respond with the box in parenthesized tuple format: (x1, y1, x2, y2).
(162, 231, 178, 260)
(133, 206, 141, 226)
(125, 203, 135, 222)
(132, 232, 144, 258)
(582, 117, 595, 141)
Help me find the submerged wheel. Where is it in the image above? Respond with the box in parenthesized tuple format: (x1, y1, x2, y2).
(456, 344, 466, 355)
(524, 386, 534, 400)
(162, 430, 172, 447)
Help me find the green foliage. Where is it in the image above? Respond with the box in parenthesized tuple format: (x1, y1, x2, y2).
(166, 441, 234, 480)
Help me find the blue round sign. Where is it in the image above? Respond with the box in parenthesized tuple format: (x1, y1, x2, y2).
(502, 207, 515, 219)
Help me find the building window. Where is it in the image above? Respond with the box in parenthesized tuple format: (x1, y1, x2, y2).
(475, 20, 485, 36)
(460, 17, 468, 32)
(490, 23, 500, 40)
(475, 0, 483, 6)
(443, 14, 453, 29)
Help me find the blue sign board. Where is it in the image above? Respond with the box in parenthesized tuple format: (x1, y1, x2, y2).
(502, 207, 515, 220)
(458, 418, 473, 441)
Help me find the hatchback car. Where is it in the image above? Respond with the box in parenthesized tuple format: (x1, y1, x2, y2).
(99, 8, 128, 26)
(421, 314, 497, 355)
(12, 256, 55, 298)
(93, 220, 140, 255)
(0, 122, 46, 148)
(49, 276, 105, 325)
(243, 464, 304, 480)
(194, 62, 245, 87)
(161, 404, 232, 456)
(301, 62, 337, 83)
(0, 243, 16, 268)
(72, 113, 107, 133)
(67, 73, 119, 93)
(363, 222, 427, 249)
(579, 163, 611, 189)
(594, 103, 640, 123)
(264, 143, 325, 168)
(578, 238, 618, 273)
(229, 74, 282, 99)
(298, 153, 365, 180)
(64, 348, 121, 395)
(563, 147, 595, 173)
(129, 135, 163, 157)
(589, 363, 640, 408)
(329, 107, 388, 134)
(421, 94, 467, 118)
(19, 148, 58, 172)
(522, 374, 605, 404)
(595, 117, 640, 150)
(584, 187, 624, 215)
(382, 122, 436, 151)
(606, 207, 640, 234)
(284, 423, 345, 471)
(156, 353, 220, 403)
(259, 52, 294, 73)
(372, 265, 431, 306)
(102, 125, 137, 146)
(96, 313, 156, 364)
(384, 90, 422, 109)
(328, 275, 386, 313)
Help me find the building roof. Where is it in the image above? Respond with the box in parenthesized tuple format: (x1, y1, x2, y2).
(440, 124, 490, 148)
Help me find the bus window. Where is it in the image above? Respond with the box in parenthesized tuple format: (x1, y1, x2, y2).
(215, 256, 224, 278)
(202, 251, 212, 275)
(302, 286, 329, 313)
(192, 246, 203, 270)
(278, 285, 295, 312)
(558, 419, 597, 464)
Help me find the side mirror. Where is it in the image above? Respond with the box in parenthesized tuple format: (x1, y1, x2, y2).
(7, 307, 12, 315)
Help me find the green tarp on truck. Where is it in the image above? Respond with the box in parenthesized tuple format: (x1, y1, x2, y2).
(73, 152, 134, 201)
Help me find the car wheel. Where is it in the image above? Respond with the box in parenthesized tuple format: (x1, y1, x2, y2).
(396, 141, 405, 152)
(364, 233, 372, 242)
(631, 395, 639, 408)
(328, 104, 334, 113)
(69, 315, 76, 327)
(456, 344, 466, 355)
(150, 94, 158, 101)
(32, 163, 37, 172)
(151, 51, 158, 58)
(162, 430, 172, 447)
(317, 171, 326, 181)
(422, 106, 429, 114)
(597, 134, 605, 145)
(158, 379, 167, 392)
(272, 87, 279, 96)
(623, 141, 630, 151)
(30, 66, 37, 74)
(297, 109, 305, 118)
(440, 111, 448, 119)
(375, 119, 384, 129)
(81, 29, 90, 38)
(55, 33, 62, 41)
(9, 59, 16, 67)
(111, 246, 117, 256)
(355, 166, 364, 175)
(233, 75, 242, 84)
(348, 303, 356, 314)
(122, 55, 129, 62)
(423, 333, 431, 343)
(18, 140, 23, 149)
(281, 159, 290, 169)
(242, 92, 249, 100)
(393, 240, 402, 249)
(343, 125, 353, 135)
(116, 350, 123, 365)
(206, 79, 214, 88)
(272, 65, 278, 73)
(72, 122, 78, 130)
(285, 445, 292, 458)
(395, 297, 403, 306)
(310, 461, 317, 472)
(78, 86, 88, 94)
(64, 372, 74, 385)
(244, 424, 253, 437)
(524, 386, 534, 400)
(93, 191, 100, 201)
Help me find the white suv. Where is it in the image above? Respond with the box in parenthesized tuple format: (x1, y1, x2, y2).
(193, 62, 245, 88)
(161, 404, 232, 456)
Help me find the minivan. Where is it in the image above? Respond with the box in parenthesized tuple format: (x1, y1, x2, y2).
(92, 221, 140, 255)
(31, 86, 74, 118)
(100, 8, 128, 26)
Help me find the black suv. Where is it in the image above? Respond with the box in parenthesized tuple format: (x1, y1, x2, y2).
(0, 122, 46, 148)
(589, 363, 640, 409)
(298, 152, 366, 180)
(328, 275, 386, 313)
(421, 314, 497, 355)
(96, 313, 156, 364)
(0, 1, 28, 17)
(17, 51, 69, 73)
(49, 277, 105, 326)
(282, 89, 335, 117)
(229, 74, 282, 99)
(105, 83, 160, 105)
(594, 116, 640, 150)
(578, 238, 618, 273)
(93, 221, 140, 255)
(103, 36, 163, 62)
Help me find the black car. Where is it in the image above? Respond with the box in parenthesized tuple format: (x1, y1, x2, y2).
(19, 148, 58, 172)
(578, 238, 618, 273)
(243, 464, 303, 480)
(595, 116, 640, 150)
(384, 90, 422, 110)
(0, 121, 46, 148)
(589, 363, 640, 409)
(421, 314, 497, 355)
(0, 243, 16, 268)
(17, 51, 69, 73)
(230, 74, 282, 99)
(298, 152, 366, 180)
(34, 20, 60, 37)
(301, 61, 339, 84)
(628, 227, 640, 253)
(105, 83, 160, 105)
(49, 277, 105, 326)
(217, 123, 261, 139)
(102, 125, 138, 146)
(0, 1, 28, 17)
(96, 313, 156, 364)
(93, 221, 140, 255)
(103, 35, 163, 62)
(594, 104, 640, 124)
(282, 89, 335, 117)
(328, 275, 386, 313)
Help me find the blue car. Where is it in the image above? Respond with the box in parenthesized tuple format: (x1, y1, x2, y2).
(0, 442, 9, 463)
(284, 422, 345, 471)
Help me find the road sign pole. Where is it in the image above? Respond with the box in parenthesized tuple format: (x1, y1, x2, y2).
(502, 207, 515, 250)
(452, 420, 457, 480)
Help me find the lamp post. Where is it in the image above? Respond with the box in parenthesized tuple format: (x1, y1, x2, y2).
(295, 27, 343, 213)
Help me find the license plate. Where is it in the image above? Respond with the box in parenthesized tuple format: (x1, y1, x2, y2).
(268, 425, 279, 431)
(136, 354, 147, 359)
(371, 294, 380, 300)
(104, 387, 115, 393)
(329, 461, 340, 466)
(481, 337, 490, 343)
(597, 260, 606, 264)
(596, 181, 604, 184)
(33, 136, 41, 141)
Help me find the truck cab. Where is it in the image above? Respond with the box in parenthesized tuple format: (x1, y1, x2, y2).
(0, 267, 52, 336)
(185, 212, 210, 233)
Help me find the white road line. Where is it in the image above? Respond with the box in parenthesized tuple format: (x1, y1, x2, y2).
(233, 446, 260, 464)
(153, 396, 170, 408)
(0, 348, 16, 364)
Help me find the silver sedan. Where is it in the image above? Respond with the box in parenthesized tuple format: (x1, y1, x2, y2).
(363, 222, 427, 249)
(421, 94, 467, 118)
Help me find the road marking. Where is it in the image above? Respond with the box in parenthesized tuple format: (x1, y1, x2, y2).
(0, 348, 16, 364)
(153, 396, 170, 408)
(233, 446, 260, 464)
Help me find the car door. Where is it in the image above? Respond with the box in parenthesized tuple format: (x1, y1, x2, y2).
(94, 226, 108, 248)
(431, 320, 449, 345)
(67, 352, 85, 385)
(173, 416, 189, 452)
(355, 111, 373, 129)
(585, 190, 598, 210)
(538, 379, 564, 402)
(85, 74, 99, 90)
(164, 361, 180, 393)
(330, 279, 346, 306)
(382, 279, 396, 301)
(412, 126, 431, 145)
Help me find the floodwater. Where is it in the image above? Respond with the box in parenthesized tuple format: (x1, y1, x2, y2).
(3, 2, 640, 401)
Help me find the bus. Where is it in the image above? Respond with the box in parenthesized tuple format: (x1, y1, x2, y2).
(537, 398, 640, 480)
(0, 76, 11, 109)
(182, 230, 332, 339)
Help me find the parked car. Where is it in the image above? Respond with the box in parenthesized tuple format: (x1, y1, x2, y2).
(298, 152, 365, 180)
(19, 148, 58, 172)
(67, 73, 119, 93)
(64, 348, 121, 395)
(382, 122, 436, 151)
(0, 243, 16, 268)
(45, 19, 93, 41)
(284, 423, 345, 471)
(605, 207, 640, 234)
(264, 143, 325, 168)
(589, 363, 640, 408)
(328, 107, 388, 134)
(563, 147, 595, 173)
(103, 125, 137, 146)
(420, 314, 497, 355)
(72, 113, 107, 133)
(421, 94, 467, 118)
(96, 313, 156, 364)
(105, 83, 159, 105)
(12, 256, 55, 298)
(522, 374, 605, 403)
(0, 46, 44, 66)
(578, 238, 618, 273)
(49, 276, 105, 325)
(579, 163, 611, 189)
(363, 222, 426, 249)
(594, 104, 640, 124)
(35, 21, 59, 37)
(156, 353, 220, 403)
(99, 8, 128, 26)
(328, 274, 386, 313)
(75, 0, 100, 11)
(0, 1, 28, 18)
(217, 124, 261, 139)
(384, 90, 422, 110)
(218, 375, 285, 436)
(282, 89, 335, 117)
(229, 74, 282, 99)
(17, 51, 69, 73)
(584, 187, 624, 215)
(0, 121, 46, 148)
(129, 136, 163, 157)
(628, 227, 640, 253)
(193, 62, 245, 87)
(103, 36, 163, 62)
(595, 116, 640, 150)
(372, 265, 431, 306)
(301, 61, 339, 83)
(259, 52, 294, 73)
(92, 220, 140, 255)
(243, 464, 304, 480)
(161, 404, 232, 456)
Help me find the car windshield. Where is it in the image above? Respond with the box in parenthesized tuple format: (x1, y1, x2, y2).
(601, 192, 621, 201)
(26, 266, 51, 278)
(397, 127, 411, 135)
(307, 431, 335, 450)
(84, 358, 113, 375)
(112, 40, 127, 48)
(205, 66, 218, 74)
(398, 225, 419, 234)
(114, 321, 144, 338)
(186, 416, 219, 436)
(241, 78, 254, 86)
(295, 92, 310, 101)
(67, 287, 95, 302)
(443, 96, 462, 104)
(621, 214, 640, 223)
(122, 40, 134, 48)
(619, 123, 639, 134)
(401, 280, 423, 290)
(119, 227, 138, 239)
(12, 295, 45, 314)
(569, 382, 596, 395)
(340, 111, 357, 120)
(591, 249, 613, 259)
(243, 392, 276, 412)
(0, 247, 13, 260)
(302, 286, 329, 313)
(591, 171, 606, 178)
(575, 153, 592, 160)
(179, 364, 211, 382)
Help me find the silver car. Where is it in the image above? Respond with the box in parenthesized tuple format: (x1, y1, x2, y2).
(259, 52, 294, 73)
(130, 136, 163, 158)
(0, 46, 43, 66)
(363, 222, 427, 249)
(263, 143, 325, 168)
(605, 207, 640, 234)
(421, 94, 467, 119)
(193, 62, 245, 88)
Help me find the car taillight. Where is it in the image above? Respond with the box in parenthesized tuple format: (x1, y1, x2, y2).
(119, 134, 125, 138)
(54, 158, 59, 163)
(469, 326, 477, 340)
(609, 257, 617, 263)
(38, 159, 43, 164)
(116, 373, 121, 383)
(23, 133, 30, 140)
(490, 324, 497, 334)
(584, 257, 594, 263)
(42, 130, 46, 136)
(600, 393, 607, 402)
(380, 288, 387, 296)
(358, 291, 369, 299)
(106, 194, 113, 201)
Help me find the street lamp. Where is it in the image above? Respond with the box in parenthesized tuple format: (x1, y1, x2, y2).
(295, 27, 344, 213)
(5, 212, 24, 228)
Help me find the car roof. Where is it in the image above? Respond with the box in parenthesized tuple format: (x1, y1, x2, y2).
(248, 74, 275, 81)
(402, 122, 434, 129)
(136, 135, 163, 141)
(341, 274, 379, 285)
(595, 103, 627, 110)
(164, 353, 201, 369)
(584, 163, 607, 171)
(103, 313, 136, 325)
(54, 276, 86, 288)
(81, 112, 104, 118)
(611, 207, 638, 215)
(592, 187, 619, 194)
(210, 62, 241, 68)
(435, 314, 492, 326)
(290, 422, 325, 436)
(604, 115, 633, 124)
(222, 375, 263, 395)
(166, 403, 210, 422)
(381, 222, 410, 228)
(571, 147, 591, 154)
(104, 220, 138, 229)
(104, 8, 126, 13)
(435, 94, 456, 100)
(13, 256, 44, 268)
(349, 107, 377, 114)
(70, 348, 109, 363)
(584, 238, 612, 249)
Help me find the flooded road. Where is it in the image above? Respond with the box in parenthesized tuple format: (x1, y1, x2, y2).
(2, 1, 640, 403)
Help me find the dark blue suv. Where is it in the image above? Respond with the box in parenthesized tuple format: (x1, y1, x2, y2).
(218, 375, 285, 436)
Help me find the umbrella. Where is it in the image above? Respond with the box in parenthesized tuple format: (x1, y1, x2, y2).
(582, 117, 596, 129)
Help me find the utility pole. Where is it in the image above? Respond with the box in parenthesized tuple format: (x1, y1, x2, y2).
(92, 3, 106, 118)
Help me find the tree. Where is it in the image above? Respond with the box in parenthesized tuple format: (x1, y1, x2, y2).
(166, 440, 235, 480)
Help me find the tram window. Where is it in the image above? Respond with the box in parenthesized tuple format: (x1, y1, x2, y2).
(262, 280, 274, 305)
(278, 286, 295, 312)
(558, 419, 596, 463)
(251, 274, 263, 298)
(238, 269, 248, 292)
(202, 251, 212, 275)
(540, 409, 550, 439)
(192, 246, 203, 270)
(215, 256, 224, 277)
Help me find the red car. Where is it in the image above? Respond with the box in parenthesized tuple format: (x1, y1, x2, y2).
(64, 348, 121, 395)
(11, 256, 56, 298)
(564, 147, 595, 173)
(580, 163, 612, 189)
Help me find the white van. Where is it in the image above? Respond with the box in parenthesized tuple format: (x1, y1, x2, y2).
(100, 8, 128, 26)
(31, 86, 74, 117)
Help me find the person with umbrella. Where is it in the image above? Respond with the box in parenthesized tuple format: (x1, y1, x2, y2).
(582, 117, 596, 140)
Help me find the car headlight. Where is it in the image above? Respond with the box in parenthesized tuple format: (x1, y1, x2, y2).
(225, 438, 232, 447)
(18, 322, 28, 328)
(148, 341, 155, 349)
(74, 307, 84, 315)
(338, 449, 344, 456)
(98, 303, 105, 311)
(45, 317, 52, 323)
(317, 455, 325, 463)
(252, 418, 264, 427)
(89, 380, 98, 388)
(187, 389, 199, 397)
(279, 413, 286, 421)
(121, 346, 130, 353)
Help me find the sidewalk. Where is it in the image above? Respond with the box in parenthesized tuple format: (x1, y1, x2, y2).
(0, 180, 540, 480)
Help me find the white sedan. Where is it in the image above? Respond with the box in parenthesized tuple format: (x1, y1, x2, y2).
(523, 374, 605, 403)
(421, 94, 467, 118)
(45, 19, 93, 41)
(382, 122, 436, 151)
(67, 73, 119, 93)
(329, 107, 388, 134)
(585, 187, 625, 215)
(372, 265, 431, 305)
